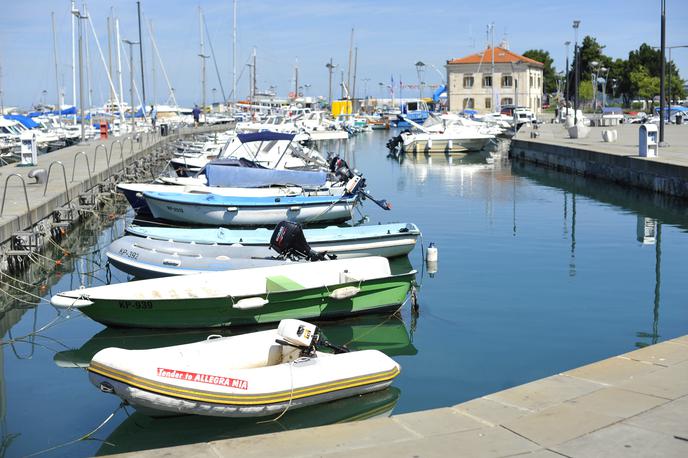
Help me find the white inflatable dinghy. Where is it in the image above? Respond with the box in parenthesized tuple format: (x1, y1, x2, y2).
(88, 319, 400, 417)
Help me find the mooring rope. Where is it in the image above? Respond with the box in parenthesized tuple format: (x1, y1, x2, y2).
(24, 402, 126, 457)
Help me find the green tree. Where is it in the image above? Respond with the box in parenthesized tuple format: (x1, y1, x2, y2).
(578, 80, 593, 102)
(567, 36, 610, 96)
(630, 66, 660, 110)
(522, 49, 557, 94)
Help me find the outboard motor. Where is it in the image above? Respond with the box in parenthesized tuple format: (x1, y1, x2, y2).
(328, 155, 355, 183)
(269, 221, 334, 261)
(276, 319, 349, 357)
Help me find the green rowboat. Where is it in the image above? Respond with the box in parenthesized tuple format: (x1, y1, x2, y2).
(50, 257, 415, 328)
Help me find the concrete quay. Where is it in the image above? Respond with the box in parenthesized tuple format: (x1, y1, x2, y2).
(111, 335, 688, 458)
(510, 123, 688, 199)
(0, 125, 226, 244)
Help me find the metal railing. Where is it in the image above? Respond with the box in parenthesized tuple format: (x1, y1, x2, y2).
(70, 151, 94, 184)
(0, 174, 33, 226)
(43, 161, 70, 204)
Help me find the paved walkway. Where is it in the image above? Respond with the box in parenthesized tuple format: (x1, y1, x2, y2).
(0, 125, 226, 243)
(111, 335, 688, 457)
(516, 122, 688, 166)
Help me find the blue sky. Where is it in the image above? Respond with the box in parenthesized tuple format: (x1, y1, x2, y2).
(1, 0, 687, 108)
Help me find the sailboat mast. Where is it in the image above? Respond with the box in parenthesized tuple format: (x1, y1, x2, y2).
(352, 46, 358, 105)
(150, 20, 156, 106)
(116, 18, 125, 128)
(199, 7, 206, 118)
(51, 11, 63, 127)
(84, 2, 92, 109)
(232, 0, 237, 103)
(490, 22, 495, 111)
(137, 1, 146, 110)
(107, 14, 113, 106)
(346, 28, 353, 99)
(252, 47, 256, 100)
(71, 0, 77, 123)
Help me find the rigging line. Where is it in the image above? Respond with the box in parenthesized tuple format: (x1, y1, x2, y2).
(0, 279, 51, 303)
(24, 402, 127, 457)
(202, 12, 227, 102)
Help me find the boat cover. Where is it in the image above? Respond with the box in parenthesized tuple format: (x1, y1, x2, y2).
(237, 131, 295, 143)
(205, 163, 328, 188)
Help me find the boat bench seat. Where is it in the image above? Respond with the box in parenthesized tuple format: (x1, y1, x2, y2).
(266, 275, 304, 292)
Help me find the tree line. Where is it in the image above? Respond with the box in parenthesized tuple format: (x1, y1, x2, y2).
(522, 37, 685, 109)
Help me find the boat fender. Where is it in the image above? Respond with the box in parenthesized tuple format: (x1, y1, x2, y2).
(329, 286, 360, 300)
(233, 297, 269, 310)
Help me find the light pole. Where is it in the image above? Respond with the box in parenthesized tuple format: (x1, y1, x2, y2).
(564, 41, 571, 118)
(304, 84, 311, 97)
(42, 89, 47, 106)
(415, 61, 425, 99)
(600, 67, 608, 111)
(212, 87, 217, 110)
(572, 20, 581, 126)
(590, 60, 599, 112)
(659, 0, 666, 144)
(362, 78, 370, 111)
(73, 7, 89, 141)
(378, 82, 384, 100)
(123, 39, 139, 133)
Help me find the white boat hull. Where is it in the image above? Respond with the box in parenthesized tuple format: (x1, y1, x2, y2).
(145, 195, 355, 226)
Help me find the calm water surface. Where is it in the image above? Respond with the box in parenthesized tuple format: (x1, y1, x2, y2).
(1, 131, 687, 456)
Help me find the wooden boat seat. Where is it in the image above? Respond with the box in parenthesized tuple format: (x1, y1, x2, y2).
(266, 275, 304, 292)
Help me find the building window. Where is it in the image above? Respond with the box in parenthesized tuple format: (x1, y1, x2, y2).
(501, 75, 513, 87)
(538, 76, 541, 88)
(485, 98, 492, 109)
(463, 76, 474, 88)
(529, 75, 534, 87)
(482, 76, 492, 87)
(463, 98, 475, 109)
(502, 97, 513, 105)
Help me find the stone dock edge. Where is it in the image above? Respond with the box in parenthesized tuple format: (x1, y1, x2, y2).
(108, 335, 688, 458)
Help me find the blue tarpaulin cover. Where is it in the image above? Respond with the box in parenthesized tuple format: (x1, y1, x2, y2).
(205, 162, 327, 188)
(237, 131, 295, 143)
(4, 114, 40, 128)
(27, 106, 78, 117)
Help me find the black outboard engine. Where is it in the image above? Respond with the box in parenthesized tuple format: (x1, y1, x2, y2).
(269, 221, 334, 261)
(328, 155, 355, 183)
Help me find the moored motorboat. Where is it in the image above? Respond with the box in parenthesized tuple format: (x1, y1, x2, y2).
(112, 223, 421, 278)
(50, 256, 416, 328)
(143, 191, 359, 226)
(87, 319, 401, 417)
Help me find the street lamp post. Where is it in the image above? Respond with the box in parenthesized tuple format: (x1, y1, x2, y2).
(564, 41, 570, 118)
(304, 84, 311, 97)
(659, 0, 666, 144)
(123, 39, 139, 133)
(600, 67, 608, 111)
(590, 60, 598, 112)
(415, 61, 425, 99)
(325, 58, 337, 107)
(573, 20, 580, 126)
(199, 52, 209, 124)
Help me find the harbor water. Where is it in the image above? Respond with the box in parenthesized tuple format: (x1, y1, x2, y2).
(2, 130, 688, 457)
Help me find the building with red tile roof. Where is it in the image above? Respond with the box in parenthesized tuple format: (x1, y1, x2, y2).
(446, 46, 544, 114)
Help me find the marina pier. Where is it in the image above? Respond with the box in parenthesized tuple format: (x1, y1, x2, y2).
(511, 123, 688, 199)
(107, 334, 688, 457)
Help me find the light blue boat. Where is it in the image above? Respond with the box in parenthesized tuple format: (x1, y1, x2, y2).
(126, 223, 421, 256)
(143, 191, 357, 226)
(109, 223, 421, 278)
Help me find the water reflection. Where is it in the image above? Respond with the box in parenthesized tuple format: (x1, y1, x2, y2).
(97, 387, 400, 456)
(510, 159, 686, 350)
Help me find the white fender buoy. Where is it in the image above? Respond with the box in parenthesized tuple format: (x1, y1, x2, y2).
(426, 242, 438, 262)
